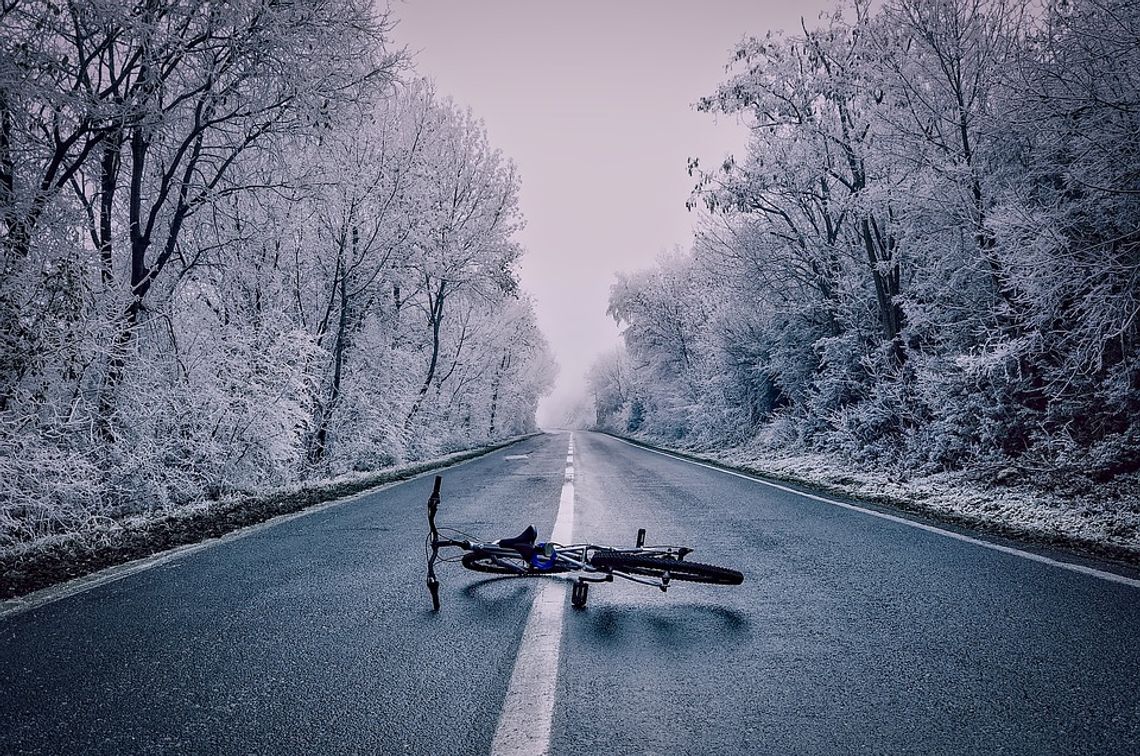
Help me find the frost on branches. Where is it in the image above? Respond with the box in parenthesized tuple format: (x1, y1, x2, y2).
(590, 0, 1140, 494)
(0, 1, 555, 551)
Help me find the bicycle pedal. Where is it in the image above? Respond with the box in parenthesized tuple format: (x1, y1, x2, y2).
(571, 580, 589, 609)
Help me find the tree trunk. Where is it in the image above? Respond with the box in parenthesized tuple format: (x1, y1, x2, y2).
(308, 228, 358, 466)
(309, 270, 351, 466)
(860, 215, 905, 362)
(98, 130, 123, 285)
(404, 279, 446, 429)
(487, 354, 509, 438)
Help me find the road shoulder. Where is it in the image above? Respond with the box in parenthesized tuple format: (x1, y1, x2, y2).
(600, 431, 1140, 572)
(1, 434, 540, 604)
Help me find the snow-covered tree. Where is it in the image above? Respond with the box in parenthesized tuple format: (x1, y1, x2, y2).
(0, 1, 554, 548)
(593, 0, 1139, 482)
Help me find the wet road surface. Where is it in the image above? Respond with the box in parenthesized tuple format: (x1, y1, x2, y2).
(2, 431, 1138, 754)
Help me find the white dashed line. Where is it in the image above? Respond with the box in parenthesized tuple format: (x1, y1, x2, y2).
(491, 433, 575, 756)
(611, 435, 1140, 589)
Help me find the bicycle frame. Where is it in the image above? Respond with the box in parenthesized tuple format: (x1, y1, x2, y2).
(463, 541, 695, 589)
(425, 474, 718, 610)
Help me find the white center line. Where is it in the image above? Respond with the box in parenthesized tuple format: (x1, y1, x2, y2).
(491, 433, 575, 756)
(612, 435, 1140, 589)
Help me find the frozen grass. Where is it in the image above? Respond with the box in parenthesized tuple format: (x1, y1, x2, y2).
(613, 433, 1140, 565)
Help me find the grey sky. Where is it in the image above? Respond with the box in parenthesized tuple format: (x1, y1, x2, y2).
(389, 0, 836, 423)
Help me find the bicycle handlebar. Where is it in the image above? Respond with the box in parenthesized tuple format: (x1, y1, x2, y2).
(426, 475, 443, 611)
(427, 475, 441, 536)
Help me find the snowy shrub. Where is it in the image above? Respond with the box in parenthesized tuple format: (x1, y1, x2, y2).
(0, 429, 111, 548)
(589, 0, 1139, 486)
(0, 7, 555, 552)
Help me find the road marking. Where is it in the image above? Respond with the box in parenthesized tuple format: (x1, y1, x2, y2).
(491, 433, 575, 756)
(611, 436, 1140, 590)
(505, 454, 530, 461)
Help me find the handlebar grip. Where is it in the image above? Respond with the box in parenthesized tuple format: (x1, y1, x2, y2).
(428, 475, 442, 522)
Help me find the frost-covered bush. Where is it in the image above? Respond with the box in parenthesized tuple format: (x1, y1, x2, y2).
(0, 3, 555, 551)
(0, 429, 110, 549)
(589, 0, 1140, 484)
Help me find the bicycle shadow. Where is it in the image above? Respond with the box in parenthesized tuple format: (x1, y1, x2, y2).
(431, 578, 751, 650)
(573, 602, 752, 648)
(421, 576, 539, 620)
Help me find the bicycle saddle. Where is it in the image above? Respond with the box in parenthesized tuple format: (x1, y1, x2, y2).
(498, 525, 538, 550)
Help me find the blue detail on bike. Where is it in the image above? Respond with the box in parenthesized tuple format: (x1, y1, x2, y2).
(529, 544, 558, 570)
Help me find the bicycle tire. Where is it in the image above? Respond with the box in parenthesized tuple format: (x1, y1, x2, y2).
(590, 551, 744, 585)
(461, 549, 573, 576)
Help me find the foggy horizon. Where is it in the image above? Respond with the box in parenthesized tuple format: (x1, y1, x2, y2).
(390, 0, 837, 425)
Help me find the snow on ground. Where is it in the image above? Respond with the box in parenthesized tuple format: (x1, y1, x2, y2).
(622, 435, 1140, 562)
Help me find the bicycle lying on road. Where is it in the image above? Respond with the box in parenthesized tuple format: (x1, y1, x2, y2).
(424, 475, 744, 610)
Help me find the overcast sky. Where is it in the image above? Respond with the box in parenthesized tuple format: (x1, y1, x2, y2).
(388, 0, 836, 425)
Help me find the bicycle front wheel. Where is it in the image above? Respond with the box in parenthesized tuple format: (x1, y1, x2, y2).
(590, 552, 744, 585)
(461, 549, 573, 576)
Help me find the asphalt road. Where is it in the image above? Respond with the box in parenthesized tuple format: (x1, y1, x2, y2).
(2, 431, 1139, 754)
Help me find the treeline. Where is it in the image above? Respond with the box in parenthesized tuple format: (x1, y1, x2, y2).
(0, 0, 554, 547)
(591, 0, 1138, 483)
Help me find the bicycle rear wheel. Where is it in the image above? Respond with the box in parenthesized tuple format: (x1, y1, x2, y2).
(461, 549, 573, 576)
(590, 552, 743, 585)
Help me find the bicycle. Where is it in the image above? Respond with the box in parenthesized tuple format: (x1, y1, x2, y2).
(424, 475, 744, 610)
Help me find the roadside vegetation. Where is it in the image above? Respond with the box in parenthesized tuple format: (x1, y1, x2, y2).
(588, 0, 1140, 553)
(0, 1, 555, 559)
(0, 435, 536, 600)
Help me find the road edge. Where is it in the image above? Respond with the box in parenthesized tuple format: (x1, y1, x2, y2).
(0, 433, 542, 612)
(600, 431, 1140, 572)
